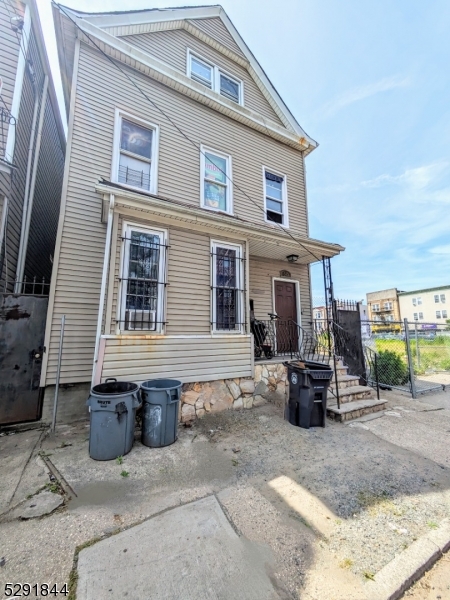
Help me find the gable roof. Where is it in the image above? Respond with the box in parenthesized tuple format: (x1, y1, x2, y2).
(53, 3, 317, 153)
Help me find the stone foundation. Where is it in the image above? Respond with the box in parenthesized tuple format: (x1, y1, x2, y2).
(180, 362, 288, 423)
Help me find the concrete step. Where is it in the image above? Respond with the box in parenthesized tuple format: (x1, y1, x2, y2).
(332, 374, 360, 389)
(327, 398, 387, 422)
(327, 385, 373, 404)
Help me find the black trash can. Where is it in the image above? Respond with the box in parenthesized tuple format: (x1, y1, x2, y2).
(285, 361, 333, 429)
(86, 378, 141, 460)
(140, 379, 182, 448)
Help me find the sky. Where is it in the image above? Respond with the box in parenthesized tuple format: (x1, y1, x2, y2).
(36, 0, 450, 301)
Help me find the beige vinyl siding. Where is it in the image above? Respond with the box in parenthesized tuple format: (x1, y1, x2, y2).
(1, 29, 45, 290)
(24, 96, 65, 282)
(83, 43, 307, 233)
(249, 257, 312, 327)
(0, 1, 23, 116)
(188, 18, 244, 56)
(101, 335, 252, 384)
(45, 41, 308, 384)
(121, 28, 284, 125)
(109, 214, 245, 336)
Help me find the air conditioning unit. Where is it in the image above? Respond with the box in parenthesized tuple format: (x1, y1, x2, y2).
(125, 310, 156, 331)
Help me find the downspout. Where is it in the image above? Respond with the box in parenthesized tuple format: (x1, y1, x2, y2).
(15, 75, 49, 289)
(92, 193, 115, 385)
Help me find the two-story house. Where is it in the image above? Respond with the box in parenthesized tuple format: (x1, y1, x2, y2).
(41, 4, 343, 423)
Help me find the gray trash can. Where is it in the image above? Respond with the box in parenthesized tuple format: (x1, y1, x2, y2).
(140, 379, 182, 448)
(87, 378, 141, 461)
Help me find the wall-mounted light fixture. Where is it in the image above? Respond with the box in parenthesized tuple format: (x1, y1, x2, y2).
(286, 254, 299, 263)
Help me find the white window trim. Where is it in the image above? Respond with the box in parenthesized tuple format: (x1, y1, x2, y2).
(263, 166, 289, 228)
(436, 310, 441, 319)
(118, 221, 167, 334)
(200, 146, 233, 215)
(111, 108, 159, 195)
(211, 240, 244, 334)
(186, 49, 244, 105)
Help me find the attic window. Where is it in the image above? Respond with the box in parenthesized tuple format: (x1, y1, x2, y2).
(190, 56, 213, 88)
(187, 50, 243, 105)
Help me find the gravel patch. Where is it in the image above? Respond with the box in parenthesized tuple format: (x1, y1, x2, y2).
(1, 398, 450, 594)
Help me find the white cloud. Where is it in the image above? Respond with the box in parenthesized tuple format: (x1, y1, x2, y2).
(429, 244, 450, 255)
(320, 75, 410, 117)
(361, 162, 449, 191)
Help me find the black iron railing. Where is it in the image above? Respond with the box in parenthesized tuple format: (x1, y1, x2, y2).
(251, 318, 341, 408)
(14, 277, 50, 296)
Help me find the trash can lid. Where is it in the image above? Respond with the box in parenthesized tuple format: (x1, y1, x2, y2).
(141, 378, 182, 391)
(92, 380, 139, 396)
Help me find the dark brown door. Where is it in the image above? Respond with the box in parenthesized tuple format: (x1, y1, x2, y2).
(274, 281, 298, 353)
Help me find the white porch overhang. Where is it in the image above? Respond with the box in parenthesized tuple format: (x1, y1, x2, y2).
(96, 181, 344, 264)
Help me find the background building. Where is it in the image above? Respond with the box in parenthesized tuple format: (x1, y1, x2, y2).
(398, 286, 449, 325)
(366, 288, 401, 328)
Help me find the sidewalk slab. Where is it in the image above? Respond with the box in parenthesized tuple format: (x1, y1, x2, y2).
(76, 495, 278, 600)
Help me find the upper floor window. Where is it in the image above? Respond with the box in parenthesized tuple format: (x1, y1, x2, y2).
(384, 301, 393, 310)
(417, 297, 422, 305)
(372, 303, 380, 312)
(441, 294, 446, 303)
(187, 51, 243, 105)
(200, 147, 232, 214)
(413, 312, 418, 320)
(264, 169, 288, 226)
(419, 312, 424, 319)
(113, 111, 159, 194)
(443, 310, 448, 319)
(434, 294, 440, 303)
(436, 310, 442, 319)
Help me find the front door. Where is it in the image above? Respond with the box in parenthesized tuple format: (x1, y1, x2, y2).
(274, 280, 298, 353)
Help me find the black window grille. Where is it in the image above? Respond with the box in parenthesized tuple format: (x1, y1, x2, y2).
(118, 164, 151, 190)
(212, 247, 245, 330)
(118, 231, 168, 331)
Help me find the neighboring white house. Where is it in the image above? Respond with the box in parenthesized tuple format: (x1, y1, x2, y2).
(398, 285, 450, 326)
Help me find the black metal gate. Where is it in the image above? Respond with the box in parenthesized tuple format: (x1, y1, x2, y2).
(0, 294, 48, 425)
(335, 307, 366, 383)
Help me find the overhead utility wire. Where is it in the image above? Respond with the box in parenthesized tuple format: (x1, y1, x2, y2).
(53, 2, 324, 264)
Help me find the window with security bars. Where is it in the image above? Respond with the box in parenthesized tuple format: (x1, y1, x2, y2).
(114, 113, 158, 194)
(211, 242, 244, 332)
(119, 224, 167, 332)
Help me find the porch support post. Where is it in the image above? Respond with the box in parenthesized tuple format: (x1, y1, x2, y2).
(92, 193, 115, 385)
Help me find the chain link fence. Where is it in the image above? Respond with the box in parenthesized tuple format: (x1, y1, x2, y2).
(364, 320, 449, 395)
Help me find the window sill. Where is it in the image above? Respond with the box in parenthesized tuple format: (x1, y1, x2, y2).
(112, 180, 157, 197)
(201, 204, 234, 217)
